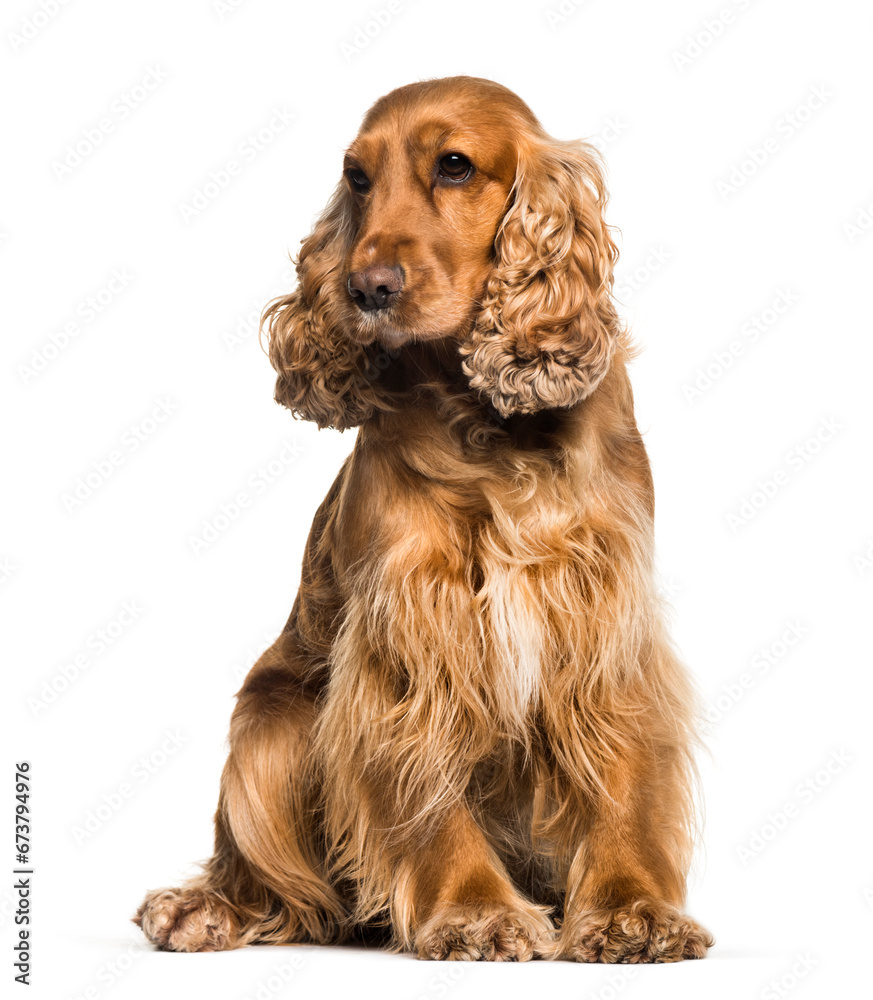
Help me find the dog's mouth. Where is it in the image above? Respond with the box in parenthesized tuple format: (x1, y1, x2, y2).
(346, 284, 464, 349)
(349, 306, 415, 349)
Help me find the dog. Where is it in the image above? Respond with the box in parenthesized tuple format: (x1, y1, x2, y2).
(135, 76, 713, 963)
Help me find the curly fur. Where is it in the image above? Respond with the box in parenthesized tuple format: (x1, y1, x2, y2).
(461, 139, 621, 417)
(557, 899, 713, 963)
(263, 187, 393, 430)
(134, 76, 712, 964)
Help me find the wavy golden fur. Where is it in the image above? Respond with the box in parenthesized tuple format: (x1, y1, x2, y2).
(135, 76, 712, 963)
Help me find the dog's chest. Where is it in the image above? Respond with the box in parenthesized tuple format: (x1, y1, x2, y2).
(472, 491, 584, 723)
(477, 558, 546, 720)
(351, 433, 582, 724)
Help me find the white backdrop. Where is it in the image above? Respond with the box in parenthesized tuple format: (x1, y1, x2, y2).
(3, 1, 872, 997)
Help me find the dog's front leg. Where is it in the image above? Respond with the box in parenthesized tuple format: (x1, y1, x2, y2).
(552, 739, 714, 963)
(399, 803, 554, 961)
(314, 613, 553, 960)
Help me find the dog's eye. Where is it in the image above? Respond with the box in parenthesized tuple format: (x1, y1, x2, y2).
(438, 153, 473, 182)
(345, 168, 370, 192)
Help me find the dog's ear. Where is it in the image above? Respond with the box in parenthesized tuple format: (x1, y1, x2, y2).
(460, 139, 622, 418)
(262, 185, 387, 431)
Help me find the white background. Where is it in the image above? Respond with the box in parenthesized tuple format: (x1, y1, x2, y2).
(3, 0, 872, 997)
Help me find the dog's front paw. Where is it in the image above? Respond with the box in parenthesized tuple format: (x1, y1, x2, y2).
(134, 887, 240, 952)
(414, 902, 554, 961)
(557, 899, 713, 963)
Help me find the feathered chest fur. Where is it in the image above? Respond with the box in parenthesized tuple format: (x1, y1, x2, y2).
(325, 399, 648, 741)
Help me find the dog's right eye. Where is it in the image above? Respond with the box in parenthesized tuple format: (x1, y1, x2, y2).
(345, 168, 370, 192)
(437, 153, 473, 182)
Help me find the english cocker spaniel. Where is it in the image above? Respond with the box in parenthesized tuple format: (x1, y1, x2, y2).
(135, 76, 713, 963)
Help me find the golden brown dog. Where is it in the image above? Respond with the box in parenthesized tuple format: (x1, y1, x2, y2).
(135, 76, 713, 963)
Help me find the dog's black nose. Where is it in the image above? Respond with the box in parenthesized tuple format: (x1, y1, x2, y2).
(347, 265, 403, 312)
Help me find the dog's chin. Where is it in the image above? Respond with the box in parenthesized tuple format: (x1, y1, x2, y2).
(350, 312, 414, 350)
(374, 325, 413, 350)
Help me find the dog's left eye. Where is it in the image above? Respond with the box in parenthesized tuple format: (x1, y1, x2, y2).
(345, 168, 371, 192)
(438, 153, 473, 182)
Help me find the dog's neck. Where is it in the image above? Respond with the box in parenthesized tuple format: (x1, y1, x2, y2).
(372, 336, 467, 394)
(363, 336, 569, 458)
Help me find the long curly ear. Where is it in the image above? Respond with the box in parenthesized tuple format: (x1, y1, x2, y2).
(460, 138, 622, 417)
(261, 185, 386, 431)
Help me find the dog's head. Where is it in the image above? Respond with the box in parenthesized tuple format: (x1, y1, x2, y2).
(264, 76, 621, 428)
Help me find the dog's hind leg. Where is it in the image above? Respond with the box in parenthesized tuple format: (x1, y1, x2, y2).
(134, 634, 344, 951)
